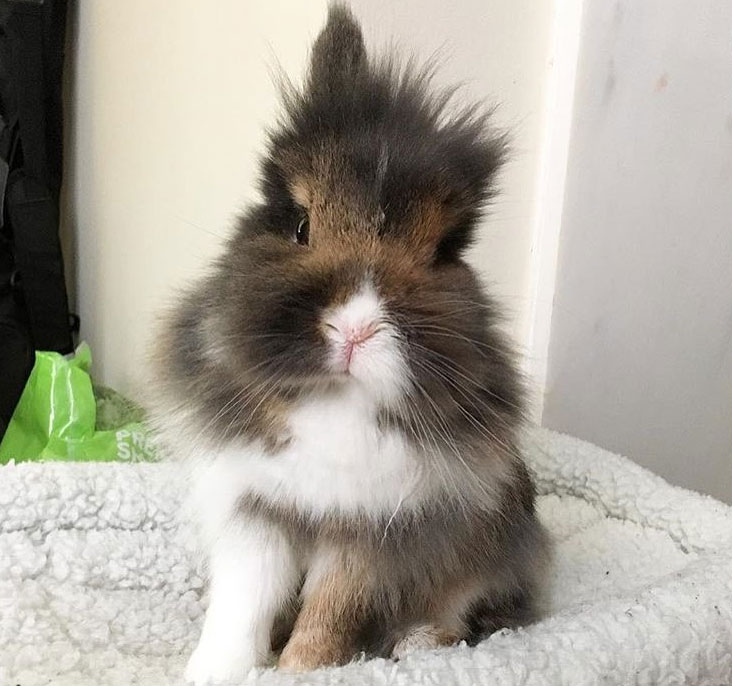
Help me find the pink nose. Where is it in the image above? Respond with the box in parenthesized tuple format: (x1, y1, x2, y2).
(345, 323, 378, 345)
(323, 320, 379, 371)
(343, 323, 377, 369)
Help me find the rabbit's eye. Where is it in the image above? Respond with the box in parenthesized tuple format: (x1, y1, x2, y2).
(295, 217, 310, 246)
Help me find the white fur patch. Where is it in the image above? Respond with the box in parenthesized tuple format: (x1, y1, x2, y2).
(184, 519, 299, 684)
(191, 382, 433, 533)
(322, 281, 409, 404)
(391, 624, 452, 659)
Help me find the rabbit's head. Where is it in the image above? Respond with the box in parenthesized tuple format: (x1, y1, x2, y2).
(214, 5, 516, 415)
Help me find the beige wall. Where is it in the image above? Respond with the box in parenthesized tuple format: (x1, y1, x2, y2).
(65, 1, 330, 395)
(65, 1, 556, 400)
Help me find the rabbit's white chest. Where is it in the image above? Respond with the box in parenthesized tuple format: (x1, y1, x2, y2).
(193, 386, 430, 528)
(271, 389, 427, 515)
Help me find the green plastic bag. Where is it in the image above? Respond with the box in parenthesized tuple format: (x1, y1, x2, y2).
(0, 343, 158, 463)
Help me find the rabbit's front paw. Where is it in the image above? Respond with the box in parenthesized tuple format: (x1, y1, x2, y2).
(184, 637, 259, 685)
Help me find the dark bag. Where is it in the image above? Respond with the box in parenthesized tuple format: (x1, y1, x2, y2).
(0, 0, 75, 436)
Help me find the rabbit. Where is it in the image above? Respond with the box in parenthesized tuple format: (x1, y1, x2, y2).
(147, 4, 551, 684)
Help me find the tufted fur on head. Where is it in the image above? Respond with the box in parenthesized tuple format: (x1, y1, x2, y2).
(151, 4, 518, 458)
(149, 4, 549, 681)
(263, 4, 506, 264)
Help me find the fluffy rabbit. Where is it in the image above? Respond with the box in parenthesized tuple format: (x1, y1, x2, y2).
(148, 5, 550, 684)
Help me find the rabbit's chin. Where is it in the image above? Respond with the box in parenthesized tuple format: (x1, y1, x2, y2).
(330, 354, 408, 408)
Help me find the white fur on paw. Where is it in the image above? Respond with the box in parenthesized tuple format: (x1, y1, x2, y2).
(184, 640, 260, 685)
(391, 624, 449, 660)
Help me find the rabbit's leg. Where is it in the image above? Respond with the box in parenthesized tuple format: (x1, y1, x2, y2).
(185, 519, 299, 685)
(278, 548, 368, 671)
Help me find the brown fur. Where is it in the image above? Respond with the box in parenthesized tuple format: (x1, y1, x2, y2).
(279, 550, 371, 671)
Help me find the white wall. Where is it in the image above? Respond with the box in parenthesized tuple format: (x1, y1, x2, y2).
(64, 0, 557, 401)
(543, 1, 732, 502)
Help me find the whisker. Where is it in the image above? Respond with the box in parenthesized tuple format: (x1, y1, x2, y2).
(408, 323, 508, 357)
(410, 355, 522, 462)
(409, 370, 502, 508)
(410, 341, 524, 413)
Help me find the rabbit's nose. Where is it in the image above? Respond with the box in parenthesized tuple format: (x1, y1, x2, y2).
(344, 322, 378, 345)
(323, 317, 381, 353)
(322, 281, 385, 371)
(324, 321, 380, 372)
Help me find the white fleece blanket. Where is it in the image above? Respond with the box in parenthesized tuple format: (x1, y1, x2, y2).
(2, 428, 731, 686)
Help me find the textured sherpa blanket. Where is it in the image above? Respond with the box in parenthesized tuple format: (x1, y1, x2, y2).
(2, 428, 732, 686)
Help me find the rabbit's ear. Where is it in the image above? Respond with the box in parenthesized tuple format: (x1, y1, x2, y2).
(307, 4, 367, 94)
